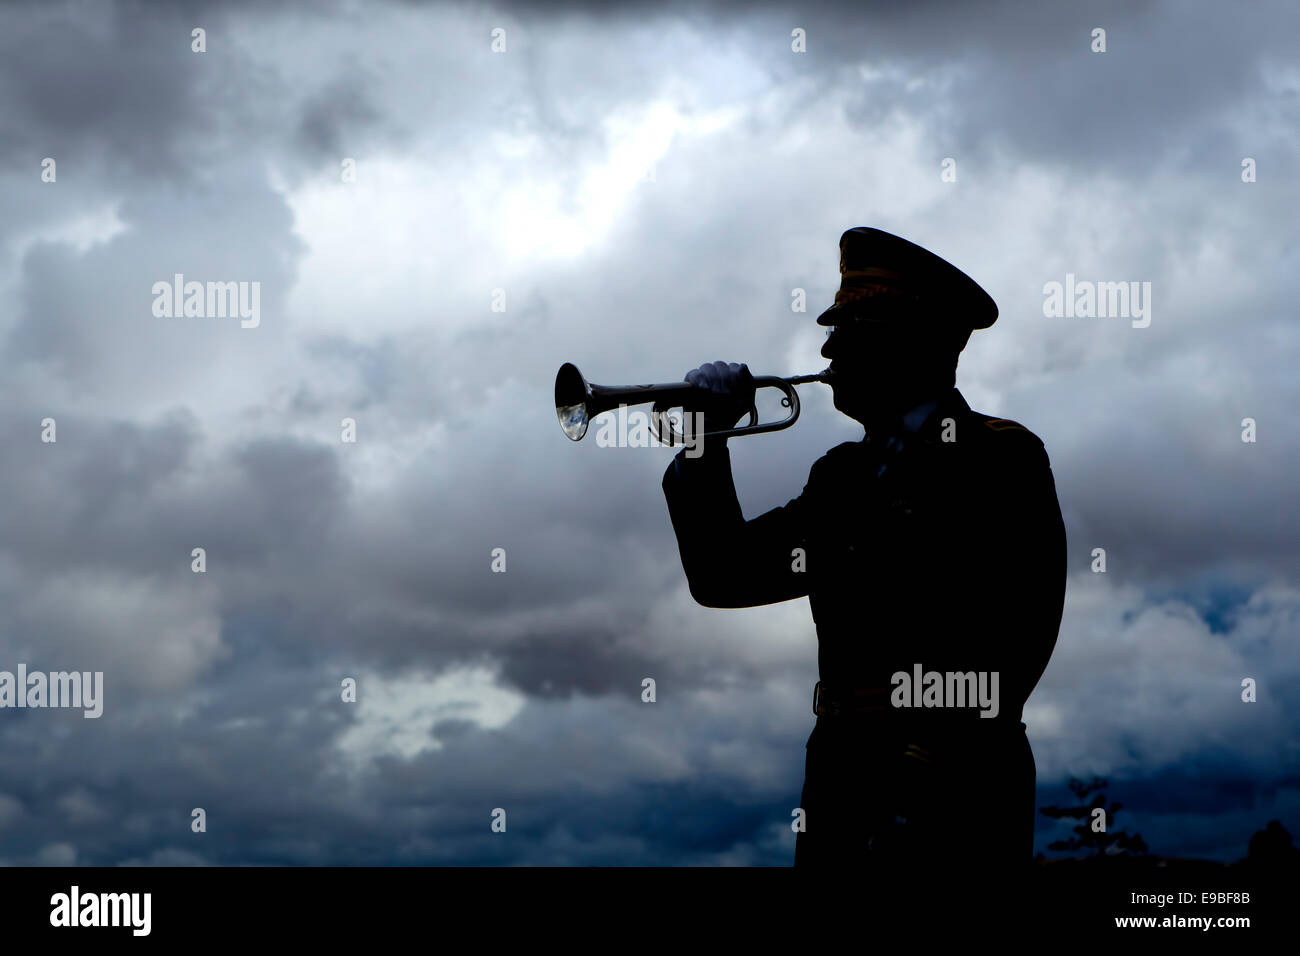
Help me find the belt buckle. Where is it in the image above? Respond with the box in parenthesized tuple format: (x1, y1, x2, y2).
(813, 681, 839, 717)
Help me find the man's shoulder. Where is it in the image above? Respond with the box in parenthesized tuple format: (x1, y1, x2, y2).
(916, 390, 1046, 454)
(802, 440, 864, 485)
(964, 409, 1045, 442)
(955, 406, 1048, 455)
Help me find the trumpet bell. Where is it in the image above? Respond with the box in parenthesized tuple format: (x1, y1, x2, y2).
(555, 362, 593, 441)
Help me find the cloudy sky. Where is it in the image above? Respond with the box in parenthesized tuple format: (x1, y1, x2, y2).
(0, 0, 1296, 866)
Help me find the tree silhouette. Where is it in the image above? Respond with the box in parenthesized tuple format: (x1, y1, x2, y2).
(1245, 819, 1300, 870)
(1039, 776, 1148, 857)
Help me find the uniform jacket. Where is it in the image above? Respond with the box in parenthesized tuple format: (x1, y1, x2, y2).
(661, 387, 1066, 744)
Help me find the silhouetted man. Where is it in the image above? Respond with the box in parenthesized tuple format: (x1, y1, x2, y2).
(662, 227, 1066, 881)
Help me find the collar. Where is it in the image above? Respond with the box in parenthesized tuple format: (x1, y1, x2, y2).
(865, 388, 969, 443)
(901, 396, 942, 435)
(913, 388, 970, 444)
(865, 390, 956, 444)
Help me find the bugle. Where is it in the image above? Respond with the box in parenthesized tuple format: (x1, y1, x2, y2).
(554, 362, 829, 444)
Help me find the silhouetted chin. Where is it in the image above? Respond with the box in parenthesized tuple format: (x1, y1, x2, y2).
(831, 378, 910, 427)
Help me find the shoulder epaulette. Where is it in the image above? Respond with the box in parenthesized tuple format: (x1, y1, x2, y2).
(982, 418, 1030, 433)
(960, 412, 1045, 449)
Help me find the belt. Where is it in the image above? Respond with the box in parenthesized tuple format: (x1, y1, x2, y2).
(811, 680, 1026, 756)
(812, 682, 939, 770)
(812, 680, 892, 717)
(812, 680, 1025, 726)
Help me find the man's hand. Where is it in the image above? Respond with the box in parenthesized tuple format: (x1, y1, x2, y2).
(683, 360, 756, 433)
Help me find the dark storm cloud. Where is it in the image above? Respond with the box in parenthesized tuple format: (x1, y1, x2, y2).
(0, 408, 348, 585)
(506, 0, 1300, 189)
(0, 647, 812, 865)
(496, 628, 668, 697)
(296, 73, 384, 158)
(0, 0, 249, 180)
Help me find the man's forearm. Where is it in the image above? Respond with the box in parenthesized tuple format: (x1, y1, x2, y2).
(661, 442, 809, 608)
(663, 443, 745, 604)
